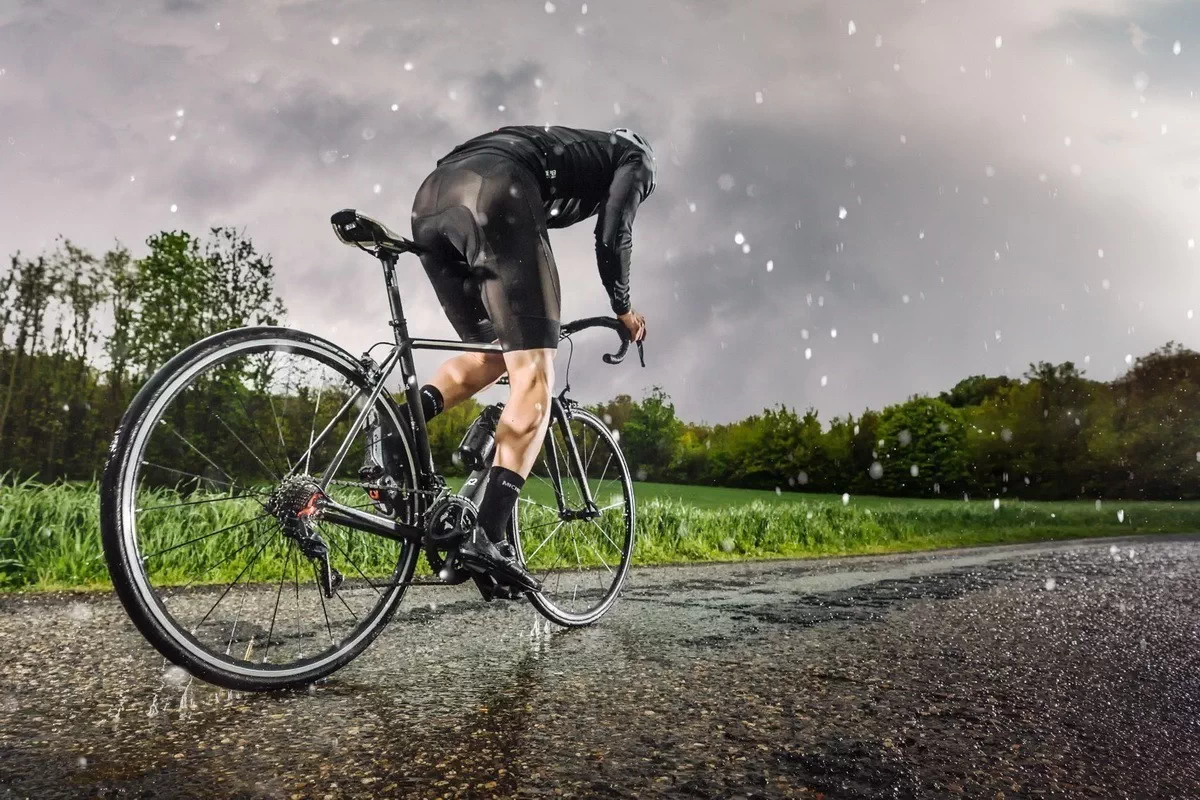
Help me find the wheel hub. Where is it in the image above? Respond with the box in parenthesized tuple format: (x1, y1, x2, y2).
(265, 475, 343, 598)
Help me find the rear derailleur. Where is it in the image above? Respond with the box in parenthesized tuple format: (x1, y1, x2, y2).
(265, 476, 343, 599)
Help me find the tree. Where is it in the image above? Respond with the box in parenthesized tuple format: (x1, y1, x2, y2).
(128, 228, 284, 376)
(621, 387, 683, 481)
(874, 397, 968, 496)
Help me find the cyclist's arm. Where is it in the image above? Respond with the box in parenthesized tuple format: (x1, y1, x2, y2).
(594, 157, 654, 316)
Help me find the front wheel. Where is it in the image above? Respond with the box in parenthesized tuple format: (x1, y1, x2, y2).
(511, 406, 635, 626)
(101, 326, 421, 691)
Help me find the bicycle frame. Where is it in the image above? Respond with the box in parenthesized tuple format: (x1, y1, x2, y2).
(309, 251, 599, 547)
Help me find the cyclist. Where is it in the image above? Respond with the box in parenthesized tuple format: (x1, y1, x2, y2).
(408, 125, 656, 592)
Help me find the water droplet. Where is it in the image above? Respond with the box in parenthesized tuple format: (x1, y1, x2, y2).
(720, 537, 735, 553)
(361, 127, 375, 140)
(838, 206, 848, 220)
(754, 90, 764, 104)
(985, 165, 995, 177)
(871, 332, 880, 344)
(163, 666, 189, 686)
(847, 20, 857, 35)
(1044, 577, 1057, 591)
(544, 1, 556, 12)
(841, 493, 850, 505)
(775, 486, 782, 496)
(1117, 509, 1125, 523)
(993, 498, 1001, 510)
(373, 184, 382, 194)
(391, 103, 399, 111)
(404, 62, 414, 71)
(820, 375, 828, 387)
(717, 174, 735, 191)
(1174, 40, 1182, 55)
(995, 35, 1003, 48)
(1124, 354, 1133, 365)
(830, 328, 837, 338)
(898, 430, 912, 446)
(170, 204, 178, 213)
(766, 260, 773, 272)
(868, 462, 883, 479)
(330, 35, 340, 45)
(734, 231, 745, 245)
(804, 348, 812, 360)
(909, 464, 919, 477)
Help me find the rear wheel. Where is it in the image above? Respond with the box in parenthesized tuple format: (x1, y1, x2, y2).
(101, 327, 420, 691)
(511, 406, 635, 626)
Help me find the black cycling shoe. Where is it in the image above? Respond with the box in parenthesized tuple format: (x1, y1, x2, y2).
(458, 527, 541, 593)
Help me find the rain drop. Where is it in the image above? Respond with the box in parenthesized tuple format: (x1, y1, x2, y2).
(993, 498, 1001, 510)
(910, 464, 919, 477)
(848, 20, 857, 35)
(842, 493, 850, 505)
(838, 206, 848, 220)
(1117, 509, 1125, 523)
(1044, 577, 1057, 591)
(804, 348, 812, 360)
(734, 232, 745, 245)
(820, 375, 828, 387)
(170, 204, 178, 213)
(869, 462, 883, 479)
(544, 1, 556, 12)
(1174, 40, 1182, 55)
(995, 35, 1003, 49)
(404, 62, 414, 71)
(871, 332, 879, 344)
(766, 260, 774, 272)
(330, 36, 340, 45)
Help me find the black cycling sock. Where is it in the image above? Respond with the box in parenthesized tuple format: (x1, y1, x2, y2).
(420, 384, 444, 421)
(477, 466, 525, 543)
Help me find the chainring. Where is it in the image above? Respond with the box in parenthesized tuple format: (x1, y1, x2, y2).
(423, 495, 478, 583)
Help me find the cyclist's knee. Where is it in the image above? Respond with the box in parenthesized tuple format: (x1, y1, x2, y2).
(503, 350, 555, 431)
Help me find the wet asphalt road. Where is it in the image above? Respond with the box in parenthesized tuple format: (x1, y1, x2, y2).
(1, 535, 1199, 799)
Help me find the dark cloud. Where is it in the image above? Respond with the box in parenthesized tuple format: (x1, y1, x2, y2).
(2, 0, 1198, 424)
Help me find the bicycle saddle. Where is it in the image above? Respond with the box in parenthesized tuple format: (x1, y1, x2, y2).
(330, 209, 423, 255)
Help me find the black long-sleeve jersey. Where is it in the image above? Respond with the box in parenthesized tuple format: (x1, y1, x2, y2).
(437, 125, 656, 315)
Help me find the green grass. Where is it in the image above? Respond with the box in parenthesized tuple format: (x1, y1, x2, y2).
(1, 475, 1197, 592)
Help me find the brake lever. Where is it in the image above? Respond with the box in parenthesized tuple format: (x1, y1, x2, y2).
(636, 341, 645, 368)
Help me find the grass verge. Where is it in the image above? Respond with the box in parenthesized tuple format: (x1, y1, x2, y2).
(1, 476, 1195, 592)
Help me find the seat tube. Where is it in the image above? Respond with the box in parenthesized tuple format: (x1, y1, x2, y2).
(382, 255, 435, 474)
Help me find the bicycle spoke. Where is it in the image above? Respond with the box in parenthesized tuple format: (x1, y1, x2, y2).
(212, 408, 280, 481)
(181, 530, 267, 591)
(581, 526, 616, 574)
(262, 545, 293, 664)
(266, 391, 293, 473)
(587, 518, 624, 556)
(193, 534, 273, 633)
(311, 563, 336, 646)
(333, 589, 359, 623)
(289, 387, 364, 479)
(303, 383, 325, 476)
(140, 513, 270, 561)
(141, 462, 266, 497)
(163, 423, 234, 485)
(232, 388, 289, 477)
(526, 521, 565, 562)
(326, 529, 384, 596)
(138, 493, 261, 513)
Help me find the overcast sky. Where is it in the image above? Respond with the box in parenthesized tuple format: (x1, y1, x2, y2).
(2, 0, 1198, 424)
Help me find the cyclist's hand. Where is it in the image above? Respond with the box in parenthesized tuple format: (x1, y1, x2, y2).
(618, 309, 647, 342)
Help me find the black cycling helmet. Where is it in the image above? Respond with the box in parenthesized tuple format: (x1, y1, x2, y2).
(610, 127, 657, 197)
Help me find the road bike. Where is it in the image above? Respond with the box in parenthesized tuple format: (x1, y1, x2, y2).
(100, 209, 642, 691)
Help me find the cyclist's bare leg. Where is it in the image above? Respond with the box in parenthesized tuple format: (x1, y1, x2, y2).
(424, 350, 506, 411)
(494, 348, 555, 476)
(456, 347, 554, 591)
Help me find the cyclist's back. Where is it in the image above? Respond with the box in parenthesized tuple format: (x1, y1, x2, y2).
(411, 125, 656, 352)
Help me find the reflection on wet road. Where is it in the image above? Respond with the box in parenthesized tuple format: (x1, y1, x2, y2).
(2, 535, 1199, 798)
